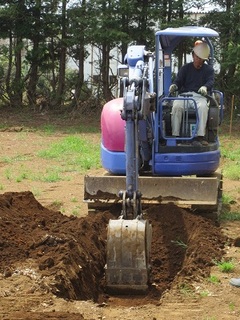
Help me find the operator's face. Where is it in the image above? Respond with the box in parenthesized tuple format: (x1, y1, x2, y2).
(193, 52, 204, 69)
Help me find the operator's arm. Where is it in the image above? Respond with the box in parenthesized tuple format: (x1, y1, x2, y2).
(172, 64, 187, 90)
(203, 64, 214, 91)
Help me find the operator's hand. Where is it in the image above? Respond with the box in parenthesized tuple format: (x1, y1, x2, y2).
(169, 84, 178, 94)
(198, 86, 207, 96)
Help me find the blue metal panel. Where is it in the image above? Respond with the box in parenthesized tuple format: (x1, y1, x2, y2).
(153, 150, 220, 176)
(126, 45, 145, 67)
(101, 143, 126, 174)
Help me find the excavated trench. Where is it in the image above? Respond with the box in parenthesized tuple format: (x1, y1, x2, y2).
(0, 191, 227, 303)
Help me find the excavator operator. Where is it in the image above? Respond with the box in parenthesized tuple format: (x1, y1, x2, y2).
(169, 40, 214, 146)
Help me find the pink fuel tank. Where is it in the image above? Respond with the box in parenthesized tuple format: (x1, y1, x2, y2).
(101, 98, 125, 151)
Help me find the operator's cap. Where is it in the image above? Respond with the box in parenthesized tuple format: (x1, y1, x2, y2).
(193, 41, 210, 60)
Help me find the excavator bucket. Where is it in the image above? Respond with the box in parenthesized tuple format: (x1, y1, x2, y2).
(106, 218, 152, 294)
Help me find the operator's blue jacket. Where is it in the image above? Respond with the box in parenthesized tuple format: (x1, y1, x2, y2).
(173, 62, 214, 94)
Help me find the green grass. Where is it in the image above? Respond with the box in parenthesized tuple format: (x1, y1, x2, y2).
(41, 124, 57, 135)
(0, 124, 7, 130)
(214, 259, 235, 273)
(37, 135, 101, 171)
(1, 134, 100, 186)
(72, 206, 81, 216)
(220, 211, 240, 221)
(207, 275, 221, 284)
(36, 166, 69, 183)
(229, 302, 235, 311)
(220, 137, 240, 180)
(220, 193, 240, 220)
(16, 171, 29, 182)
(223, 164, 240, 180)
(0, 154, 32, 163)
(199, 290, 209, 297)
(221, 142, 240, 161)
(51, 200, 63, 208)
(4, 168, 12, 180)
(219, 135, 240, 219)
(222, 193, 236, 206)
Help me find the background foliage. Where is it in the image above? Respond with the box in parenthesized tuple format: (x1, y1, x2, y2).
(0, 0, 239, 112)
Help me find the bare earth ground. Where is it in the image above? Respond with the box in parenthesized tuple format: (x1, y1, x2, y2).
(0, 109, 240, 320)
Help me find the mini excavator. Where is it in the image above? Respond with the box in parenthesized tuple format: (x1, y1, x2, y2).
(84, 26, 224, 293)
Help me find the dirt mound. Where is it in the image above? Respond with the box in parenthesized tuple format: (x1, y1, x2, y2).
(6, 311, 84, 320)
(0, 192, 228, 303)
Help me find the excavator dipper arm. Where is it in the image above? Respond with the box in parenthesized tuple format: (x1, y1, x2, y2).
(105, 51, 153, 293)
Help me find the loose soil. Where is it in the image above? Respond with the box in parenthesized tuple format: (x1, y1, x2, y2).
(1, 108, 240, 320)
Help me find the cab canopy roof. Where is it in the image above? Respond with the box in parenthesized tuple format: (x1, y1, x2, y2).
(156, 26, 219, 51)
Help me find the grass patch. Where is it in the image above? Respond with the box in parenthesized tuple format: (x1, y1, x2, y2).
(37, 167, 69, 183)
(51, 200, 63, 208)
(221, 142, 240, 161)
(0, 154, 32, 163)
(214, 259, 235, 273)
(229, 302, 235, 311)
(220, 211, 240, 221)
(207, 275, 220, 284)
(41, 124, 57, 135)
(1, 134, 100, 185)
(1, 156, 13, 164)
(16, 172, 29, 182)
(37, 135, 101, 171)
(223, 163, 240, 180)
(222, 193, 236, 206)
(4, 168, 12, 180)
(220, 136, 240, 180)
(199, 290, 209, 297)
(72, 206, 81, 216)
(26, 166, 70, 183)
(0, 124, 7, 130)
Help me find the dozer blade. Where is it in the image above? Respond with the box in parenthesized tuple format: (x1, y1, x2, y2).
(84, 172, 222, 207)
(106, 218, 152, 294)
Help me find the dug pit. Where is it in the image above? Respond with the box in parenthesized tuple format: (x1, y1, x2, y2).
(0, 191, 227, 304)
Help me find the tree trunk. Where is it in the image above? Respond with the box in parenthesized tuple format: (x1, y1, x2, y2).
(5, 31, 13, 105)
(74, 44, 85, 103)
(26, 0, 41, 109)
(74, 0, 86, 103)
(54, 0, 67, 108)
(101, 42, 112, 101)
(11, 36, 23, 107)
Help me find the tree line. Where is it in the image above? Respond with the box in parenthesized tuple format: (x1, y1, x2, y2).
(0, 0, 239, 112)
